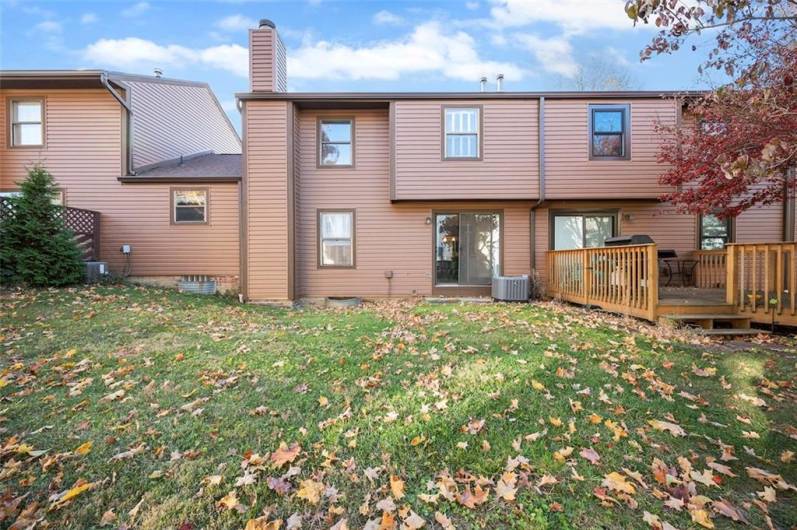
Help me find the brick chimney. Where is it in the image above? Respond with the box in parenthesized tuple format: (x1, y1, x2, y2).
(249, 19, 287, 92)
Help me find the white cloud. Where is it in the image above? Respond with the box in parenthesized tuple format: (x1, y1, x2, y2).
(489, 0, 634, 34)
(82, 38, 249, 78)
(603, 46, 631, 67)
(34, 20, 62, 33)
(515, 34, 579, 78)
(288, 22, 524, 81)
(216, 14, 256, 32)
(81, 12, 98, 24)
(466, 1, 480, 10)
(373, 10, 404, 25)
(122, 2, 150, 18)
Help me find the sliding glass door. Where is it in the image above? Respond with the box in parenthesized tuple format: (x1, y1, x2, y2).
(553, 213, 615, 250)
(435, 212, 501, 286)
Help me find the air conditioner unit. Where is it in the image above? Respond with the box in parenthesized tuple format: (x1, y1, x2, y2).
(491, 275, 529, 302)
(84, 261, 109, 283)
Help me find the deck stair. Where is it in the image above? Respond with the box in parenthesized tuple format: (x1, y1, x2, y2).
(658, 313, 770, 336)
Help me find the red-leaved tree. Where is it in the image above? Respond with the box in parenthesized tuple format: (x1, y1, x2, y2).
(625, 0, 797, 217)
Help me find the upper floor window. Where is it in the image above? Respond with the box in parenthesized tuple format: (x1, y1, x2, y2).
(443, 107, 481, 159)
(699, 214, 731, 250)
(172, 189, 208, 224)
(319, 119, 353, 167)
(10, 98, 44, 147)
(589, 104, 629, 160)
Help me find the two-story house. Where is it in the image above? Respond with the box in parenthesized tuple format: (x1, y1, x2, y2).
(0, 70, 241, 291)
(239, 19, 794, 304)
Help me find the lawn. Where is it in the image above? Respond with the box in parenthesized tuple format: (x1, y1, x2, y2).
(0, 286, 795, 530)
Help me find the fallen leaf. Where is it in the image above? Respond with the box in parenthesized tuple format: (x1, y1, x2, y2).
(602, 472, 636, 495)
(296, 479, 325, 505)
(270, 442, 301, 468)
(580, 447, 601, 465)
(648, 419, 686, 437)
(390, 475, 405, 499)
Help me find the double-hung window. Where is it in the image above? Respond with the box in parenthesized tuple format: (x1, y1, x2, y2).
(319, 210, 354, 267)
(699, 214, 732, 250)
(10, 98, 44, 147)
(589, 104, 629, 159)
(443, 107, 480, 159)
(172, 189, 208, 224)
(319, 119, 353, 166)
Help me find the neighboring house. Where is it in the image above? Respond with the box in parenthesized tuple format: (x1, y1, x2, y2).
(0, 70, 241, 291)
(239, 20, 794, 304)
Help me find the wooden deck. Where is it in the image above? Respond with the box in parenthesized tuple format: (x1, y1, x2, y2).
(547, 243, 797, 329)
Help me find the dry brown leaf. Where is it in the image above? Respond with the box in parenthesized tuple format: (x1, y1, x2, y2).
(270, 442, 301, 468)
(580, 447, 601, 465)
(390, 475, 405, 499)
(648, 419, 686, 437)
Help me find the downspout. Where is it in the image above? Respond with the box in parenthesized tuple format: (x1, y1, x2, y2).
(530, 96, 546, 272)
(101, 73, 135, 175)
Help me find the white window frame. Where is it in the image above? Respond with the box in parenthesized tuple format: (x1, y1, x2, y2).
(9, 98, 44, 148)
(443, 106, 481, 160)
(172, 188, 208, 225)
(318, 209, 355, 268)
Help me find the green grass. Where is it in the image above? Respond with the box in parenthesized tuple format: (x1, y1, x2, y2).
(0, 285, 795, 529)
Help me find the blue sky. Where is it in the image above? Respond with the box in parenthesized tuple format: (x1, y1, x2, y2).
(1, 0, 722, 130)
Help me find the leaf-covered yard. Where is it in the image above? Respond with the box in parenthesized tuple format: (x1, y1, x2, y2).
(0, 286, 795, 530)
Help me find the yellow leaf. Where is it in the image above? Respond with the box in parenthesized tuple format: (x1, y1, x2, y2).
(531, 380, 545, 391)
(216, 490, 240, 510)
(588, 413, 603, 424)
(602, 472, 636, 495)
(99, 509, 116, 527)
(318, 396, 329, 407)
(50, 481, 96, 510)
(549, 416, 562, 427)
(648, 419, 686, 437)
(245, 517, 283, 530)
(690, 508, 715, 529)
(390, 475, 405, 499)
(74, 441, 92, 456)
(296, 479, 325, 505)
(410, 435, 425, 446)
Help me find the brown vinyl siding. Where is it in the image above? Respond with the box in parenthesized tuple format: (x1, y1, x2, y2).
(294, 108, 531, 298)
(243, 100, 291, 300)
(393, 99, 539, 200)
(544, 98, 678, 199)
(249, 27, 287, 92)
(736, 202, 783, 243)
(121, 79, 241, 170)
(0, 88, 239, 277)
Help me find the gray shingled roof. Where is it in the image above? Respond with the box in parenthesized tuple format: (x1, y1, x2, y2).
(134, 153, 241, 179)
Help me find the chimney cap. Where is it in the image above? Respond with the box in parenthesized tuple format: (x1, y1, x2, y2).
(259, 18, 276, 29)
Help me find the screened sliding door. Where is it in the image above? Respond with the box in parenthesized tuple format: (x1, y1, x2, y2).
(435, 213, 501, 287)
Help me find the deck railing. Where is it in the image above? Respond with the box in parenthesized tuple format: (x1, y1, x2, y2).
(694, 249, 727, 289)
(547, 244, 659, 320)
(726, 243, 796, 325)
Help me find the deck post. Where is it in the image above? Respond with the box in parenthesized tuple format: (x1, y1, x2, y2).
(647, 244, 659, 321)
(725, 244, 736, 306)
(582, 251, 591, 306)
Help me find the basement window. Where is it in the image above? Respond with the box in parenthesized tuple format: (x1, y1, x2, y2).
(172, 189, 208, 224)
